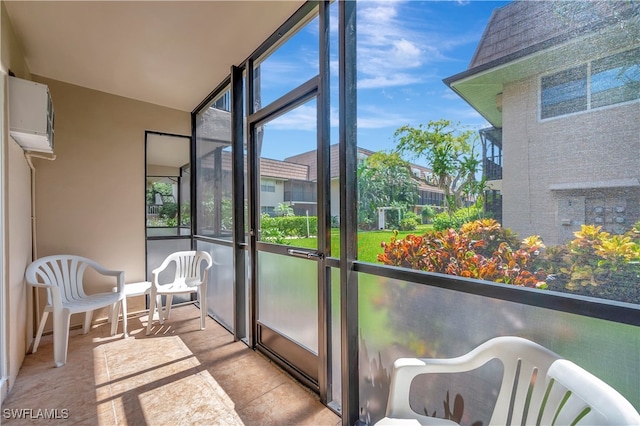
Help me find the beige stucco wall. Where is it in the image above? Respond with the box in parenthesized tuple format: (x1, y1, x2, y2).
(6, 132, 31, 387)
(30, 77, 190, 318)
(2, 1, 190, 392)
(1, 0, 34, 400)
(501, 75, 640, 246)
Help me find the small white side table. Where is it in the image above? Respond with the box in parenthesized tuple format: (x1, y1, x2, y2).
(123, 281, 152, 298)
(115, 281, 152, 337)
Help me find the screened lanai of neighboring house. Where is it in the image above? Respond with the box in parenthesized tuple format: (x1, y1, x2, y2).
(1, 1, 639, 425)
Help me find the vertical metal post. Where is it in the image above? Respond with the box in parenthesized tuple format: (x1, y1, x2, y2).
(317, 0, 331, 405)
(190, 116, 197, 249)
(339, 0, 359, 424)
(246, 59, 258, 349)
(231, 65, 247, 341)
(213, 148, 222, 236)
(177, 172, 182, 234)
(481, 130, 488, 213)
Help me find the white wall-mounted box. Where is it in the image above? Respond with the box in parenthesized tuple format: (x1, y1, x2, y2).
(8, 76, 54, 153)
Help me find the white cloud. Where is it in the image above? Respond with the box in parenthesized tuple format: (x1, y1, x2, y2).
(359, 74, 422, 89)
(259, 54, 318, 88)
(394, 39, 421, 58)
(357, 1, 425, 89)
(260, 105, 340, 134)
(355, 1, 471, 91)
(357, 105, 412, 129)
(267, 104, 317, 131)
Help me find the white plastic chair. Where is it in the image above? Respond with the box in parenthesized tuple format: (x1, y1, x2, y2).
(146, 250, 212, 335)
(25, 255, 127, 367)
(377, 336, 640, 426)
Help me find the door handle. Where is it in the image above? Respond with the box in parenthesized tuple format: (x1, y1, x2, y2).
(287, 249, 323, 259)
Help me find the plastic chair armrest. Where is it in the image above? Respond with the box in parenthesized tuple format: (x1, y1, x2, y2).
(112, 271, 125, 294)
(26, 281, 55, 290)
(386, 354, 494, 418)
(91, 264, 125, 294)
(26, 281, 63, 310)
(150, 270, 162, 289)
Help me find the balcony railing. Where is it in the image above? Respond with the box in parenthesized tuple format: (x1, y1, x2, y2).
(483, 158, 503, 180)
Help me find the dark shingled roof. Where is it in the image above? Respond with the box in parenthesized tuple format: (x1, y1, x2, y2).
(285, 144, 352, 180)
(260, 157, 309, 180)
(205, 145, 442, 193)
(286, 144, 443, 193)
(469, 1, 638, 70)
(205, 151, 309, 181)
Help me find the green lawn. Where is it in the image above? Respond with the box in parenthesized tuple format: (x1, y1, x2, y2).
(291, 224, 433, 263)
(293, 226, 433, 348)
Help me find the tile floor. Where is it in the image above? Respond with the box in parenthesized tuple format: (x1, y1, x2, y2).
(2, 304, 341, 425)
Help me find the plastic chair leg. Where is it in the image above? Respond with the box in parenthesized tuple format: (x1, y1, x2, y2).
(53, 308, 71, 367)
(121, 298, 128, 338)
(165, 295, 173, 320)
(110, 302, 119, 336)
(199, 286, 206, 330)
(155, 295, 163, 322)
(146, 293, 157, 335)
(32, 310, 49, 353)
(83, 310, 93, 334)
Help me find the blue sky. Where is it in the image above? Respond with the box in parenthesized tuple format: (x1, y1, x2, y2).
(258, 0, 509, 165)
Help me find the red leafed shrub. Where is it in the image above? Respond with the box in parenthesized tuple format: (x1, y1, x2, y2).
(378, 219, 547, 288)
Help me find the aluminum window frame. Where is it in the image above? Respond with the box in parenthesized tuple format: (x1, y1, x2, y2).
(190, 2, 640, 425)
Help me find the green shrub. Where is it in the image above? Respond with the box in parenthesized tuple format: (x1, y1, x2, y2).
(261, 215, 318, 238)
(378, 218, 639, 303)
(261, 227, 287, 245)
(630, 220, 640, 243)
(432, 205, 482, 231)
(378, 218, 545, 287)
(385, 210, 403, 230)
(159, 202, 177, 219)
(403, 211, 419, 221)
(398, 217, 418, 231)
(421, 206, 436, 224)
(542, 224, 640, 303)
(358, 217, 375, 231)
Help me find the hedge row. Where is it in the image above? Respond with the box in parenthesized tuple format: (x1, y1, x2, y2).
(261, 215, 318, 238)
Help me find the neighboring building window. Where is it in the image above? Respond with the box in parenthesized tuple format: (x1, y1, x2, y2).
(419, 190, 444, 206)
(261, 206, 275, 216)
(591, 47, 640, 109)
(212, 91, 231, 112)
(541, 48, 640, 119)
(357, 152, 368, 167)
(541, 65, 587, 119)
(261, 183, 276, 192)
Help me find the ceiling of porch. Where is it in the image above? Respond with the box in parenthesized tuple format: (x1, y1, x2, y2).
(4, 1, 305, 112)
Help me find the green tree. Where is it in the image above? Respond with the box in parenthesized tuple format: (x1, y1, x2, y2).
(146, 181, 174, 205)
(357, 152, 418, 230)
(394, 119, 485, 215)
(146, 181, 177, 224)
(274, 202, 295, 217)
